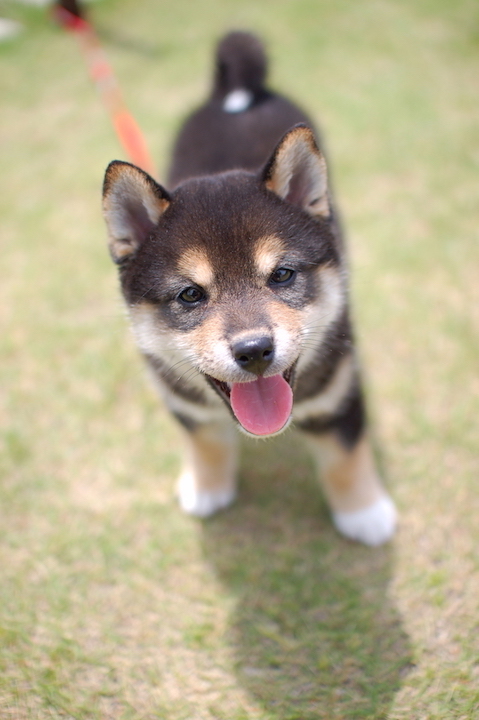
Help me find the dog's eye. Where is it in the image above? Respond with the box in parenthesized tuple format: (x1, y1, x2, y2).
(269, 267, 296, 286)
(178, 286, 206, 305)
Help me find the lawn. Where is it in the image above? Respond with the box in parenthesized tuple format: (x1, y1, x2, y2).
(1, 0, 478, 718)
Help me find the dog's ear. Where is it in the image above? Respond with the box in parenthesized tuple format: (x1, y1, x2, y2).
(262, 124, 329, 218)
(102, 161, 170, 263)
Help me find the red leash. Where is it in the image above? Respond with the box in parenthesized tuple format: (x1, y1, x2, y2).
(54, 0, 157, 177)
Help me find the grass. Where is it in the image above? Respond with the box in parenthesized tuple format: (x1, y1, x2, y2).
(1, 0, 479, 717)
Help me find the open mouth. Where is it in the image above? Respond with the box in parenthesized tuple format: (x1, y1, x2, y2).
(207, 364, 296, 436)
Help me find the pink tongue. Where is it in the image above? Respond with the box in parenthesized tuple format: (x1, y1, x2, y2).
(230, 374, 293, 436)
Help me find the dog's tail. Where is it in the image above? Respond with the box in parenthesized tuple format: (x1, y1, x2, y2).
(212, 31, 267, 113)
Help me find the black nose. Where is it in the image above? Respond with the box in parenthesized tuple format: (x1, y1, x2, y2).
(231, 335, 274, 376)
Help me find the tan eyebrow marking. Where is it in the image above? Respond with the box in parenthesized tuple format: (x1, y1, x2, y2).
(254, 235, 287, 276)
(177, 248, 214, 287)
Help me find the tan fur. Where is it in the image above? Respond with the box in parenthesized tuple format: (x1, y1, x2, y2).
(128, 301, 170, 354)
(180, 310, 233, 380)
(305, 433, 385, 513)
(265, 126, 329, 218)
(177, 248, 215, 290)
(181, 421, 238, 494)
(178, 296, 304, 383)
(296, 264, 346, 377)
(102, 163, 169, 262)
(254, 235, 287, 276)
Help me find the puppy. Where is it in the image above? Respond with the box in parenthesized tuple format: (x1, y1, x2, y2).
(102, 31, 396, 545)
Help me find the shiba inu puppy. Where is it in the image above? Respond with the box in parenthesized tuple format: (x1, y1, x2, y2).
(102, 31, 396, 545)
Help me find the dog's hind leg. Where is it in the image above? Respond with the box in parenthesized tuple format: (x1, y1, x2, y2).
(176, 420, 239, 518)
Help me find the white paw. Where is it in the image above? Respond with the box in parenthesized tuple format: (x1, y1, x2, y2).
(333, 495, 397, 546)
(177, 471, 236, 518)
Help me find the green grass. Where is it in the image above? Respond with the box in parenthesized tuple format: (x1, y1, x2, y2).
(1, 0, 479, 717)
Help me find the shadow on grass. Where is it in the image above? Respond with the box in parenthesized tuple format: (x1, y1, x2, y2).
(201, 431, 412, 720)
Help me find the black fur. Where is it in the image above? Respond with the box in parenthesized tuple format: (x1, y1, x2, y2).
(168, 31, 316, 186)
(296, 384, 366, 448)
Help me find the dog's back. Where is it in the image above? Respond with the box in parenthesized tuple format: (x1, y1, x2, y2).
(168, 31, 316, 186)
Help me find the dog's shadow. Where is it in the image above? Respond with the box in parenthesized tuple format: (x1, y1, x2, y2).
(200, 431, 412, 718)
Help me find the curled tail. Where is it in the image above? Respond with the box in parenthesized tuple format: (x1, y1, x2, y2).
(212, 32, 268, 112)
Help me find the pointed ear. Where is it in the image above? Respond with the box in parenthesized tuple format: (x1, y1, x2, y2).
(102, 161, 170, 263)
(262, 124, 330, 218)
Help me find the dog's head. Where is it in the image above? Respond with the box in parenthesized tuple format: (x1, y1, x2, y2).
(102, 125, 345, 436)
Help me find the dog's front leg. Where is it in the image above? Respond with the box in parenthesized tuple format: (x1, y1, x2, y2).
(304, 430, 397, 546)
(176, 420, 239, 518)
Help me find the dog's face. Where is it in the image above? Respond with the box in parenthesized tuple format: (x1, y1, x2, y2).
(103, 126, 345, 436)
